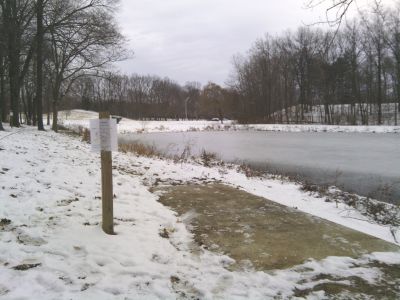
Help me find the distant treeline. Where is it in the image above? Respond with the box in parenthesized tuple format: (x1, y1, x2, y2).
(229, 2, 400, 125)
(63, 74, 240, 121)
(4, 1, 399, 127)
(65, 2, 400, 125)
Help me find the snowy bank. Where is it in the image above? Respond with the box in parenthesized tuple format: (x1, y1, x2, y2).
(58, 109, 400, 134)
(0, 126, 399, 299)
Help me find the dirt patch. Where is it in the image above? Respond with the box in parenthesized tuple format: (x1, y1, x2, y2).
(156, 184, 398, 270)
(157, 183, 400, 297)
(12, 263, 41, 271)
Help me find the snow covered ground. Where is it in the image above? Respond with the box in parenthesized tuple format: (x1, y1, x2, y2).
(59, 110, 400, 134)
(0, 125, 399, 299)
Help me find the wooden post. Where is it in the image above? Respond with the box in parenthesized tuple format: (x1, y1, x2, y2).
(100, 111, 114, 234)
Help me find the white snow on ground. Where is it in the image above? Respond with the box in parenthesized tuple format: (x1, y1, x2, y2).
(59, 110, 400, 134)
(0, 126, 399, 299)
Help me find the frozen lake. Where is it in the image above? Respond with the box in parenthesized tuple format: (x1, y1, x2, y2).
(120, 131, 400, 203)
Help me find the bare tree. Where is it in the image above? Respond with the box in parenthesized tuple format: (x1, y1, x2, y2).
(306, 0, 355, 26)
(47, 0, 126, 131)
(184, 81, 201, 119)
(227, 1, 398, 125)
(36, 0, 44, 130)
(0, 13, 5, 130)
(359, 1, 388, 124)
(386, 4, 400, 124)
(0, 0, 36, 127)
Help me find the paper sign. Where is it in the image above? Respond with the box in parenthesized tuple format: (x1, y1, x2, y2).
(90, 119, 118, 152)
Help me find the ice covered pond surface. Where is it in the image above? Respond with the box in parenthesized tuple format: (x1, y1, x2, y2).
(120, 131, 400, 203)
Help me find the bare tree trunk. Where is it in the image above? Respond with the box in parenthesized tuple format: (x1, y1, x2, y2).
(36, 0, 44, 130)
(32, 91, 37, 126)
(5, 0, 21, 127)
(376, 40, 383, 125)
(51, 83, 61, 132)
(46, 87, 50, 125)
(52, 99, 58, 132)
(324, 103, 330, 124)
(0, 55, 4, 131)
(397, 62, 400, 115)
(21, 87, 28, 125)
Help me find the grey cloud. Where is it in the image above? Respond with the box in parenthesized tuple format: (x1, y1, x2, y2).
(114, 0, 396, 86)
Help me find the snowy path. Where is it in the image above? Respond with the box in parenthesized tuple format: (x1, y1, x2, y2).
(0, 127, 399, 299)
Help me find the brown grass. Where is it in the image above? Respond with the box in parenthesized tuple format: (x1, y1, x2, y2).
(81, 128, 90, 143)
(119, 142, 161, 157)
(57, 124, 91, 144)
(237, 163, 263, 178)
(200, 149, 218, 167)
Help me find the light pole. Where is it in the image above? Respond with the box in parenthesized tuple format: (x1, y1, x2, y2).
(184, 97, 190, 120)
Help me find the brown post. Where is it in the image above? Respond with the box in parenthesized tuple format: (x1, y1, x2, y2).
(100, 111, 114, 234)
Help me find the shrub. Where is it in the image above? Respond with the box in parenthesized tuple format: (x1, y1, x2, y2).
(81, 128, 90, 143)
(300, 181, 328, 194)
(119, 142, 161, 157)
(200, 149, 218, 167)
(238, 163, 263, 178)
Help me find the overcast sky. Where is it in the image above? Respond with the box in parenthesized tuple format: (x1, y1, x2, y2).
(114, 0, 397, 86)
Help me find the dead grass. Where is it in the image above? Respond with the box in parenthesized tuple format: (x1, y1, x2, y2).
(200, 150, 218, 167)
(237, 163, 264, 178)
(300, 180, 400, 227)
(300, 181, 328, 194)
(58, 125, 90, 144)
(174, 144, 192, 161)
(119, 142, 161, 158)
(81, 127, 90, 143)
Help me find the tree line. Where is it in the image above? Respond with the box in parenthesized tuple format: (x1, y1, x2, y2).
(0, 0, 239, 126)
(229, 1, 400, 125)
(0, 0, 125, 131)
(2, 1, 399, 127)
(65, 74, 240, 121)
(70, 1, 400, 125)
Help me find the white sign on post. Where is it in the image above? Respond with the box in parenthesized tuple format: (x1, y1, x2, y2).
(89, 119, 118, 152)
